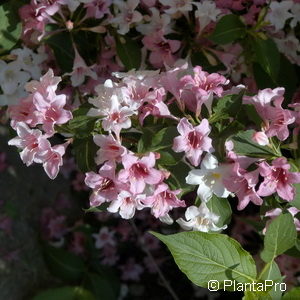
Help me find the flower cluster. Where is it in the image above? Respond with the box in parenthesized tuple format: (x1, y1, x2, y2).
(8, 70, 72, 179)
(1, 0, 300, 297)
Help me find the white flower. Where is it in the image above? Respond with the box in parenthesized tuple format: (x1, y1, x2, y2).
(0, 61, 30, 95)
(108, 190, 145, 219)
(275, 33, 300, 65)
(186, 153, 230, 202)
(266, 1, 293, 32)
(11, 47, 46, 79)
(0, 87, 27, 106)
(67, 48, 97, 87)
(291, 3, 300, 27)
(136, 8, 172, 35)
(159, 0, 193, 15)
(177, 203, 227, 232)
(112, 0, 143, 35)
(194, 1, 221, 31)
(63, 0, 93, 12)
(159, 213, 174, 225)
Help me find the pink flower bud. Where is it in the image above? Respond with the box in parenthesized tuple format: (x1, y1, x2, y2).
(252, 131, 269, 146)
(65, 20, 74, 31)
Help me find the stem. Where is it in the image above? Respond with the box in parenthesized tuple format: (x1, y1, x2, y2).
(130, 220, 180, 300)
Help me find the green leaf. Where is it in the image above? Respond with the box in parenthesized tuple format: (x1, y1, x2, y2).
(208, 14, 246, 45)
(230, 130, 277, 158)
(32, 286, 95, 300)
(210, 91, 244, 123)
(261, 213, 297, 263)
(115, 35, 141, 70)
(206, 195, 232, 227)
(166, 161, 193, 194)
(253, 38, 280, 81)
(45, 31, 74, 73)
(151, 126, 178, 151)
(283, 287, 300, 299)
(0, 0, 22, 54)
(151, 231, 257, 290)
(253, 63, 276, 90)
(83, 272, 119, 300)
(83, 202, 110, 213)
(69, 116, 97, 139)
(256, 261, 283, 300)
(288, 160, 300, 210)
(73, 137, 98, 172)
(43, 245, 85, 282)
(158, 151, 183, 166)
(138, 126, 178, 153)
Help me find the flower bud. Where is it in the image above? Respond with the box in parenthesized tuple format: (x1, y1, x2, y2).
(252, 131, 269, 146)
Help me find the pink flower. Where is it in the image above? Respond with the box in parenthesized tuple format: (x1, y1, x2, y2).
(92, 227, 115, 249)
(257, 158, 300, 201)
(252, 131, 269, 146)
(40, 143, 67, 179)
(223, 163, 263, 210)
(85, 161, 119, 206)
(8, 122, 50, 166)
(159, 62, 188, 110)
(33, 92, 73, 135)
(172, 117, 213, 166)
(180, 66, 228, 115)
(8, 96, 41, 129)
(93, 134, 126, 164)
(142, 183, 185, 218)
(244, 87, 295, 141)
(25, 69, 61, 97)
(107, 190, 145, 219)
(118, 152, 163, 194)
(264, 99, 295, 141)
(138, 87, 172, 124)
(84, 0, 112, 19)
(142, 31, 181, 68)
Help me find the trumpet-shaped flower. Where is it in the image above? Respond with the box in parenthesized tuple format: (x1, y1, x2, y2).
(257, 157, 300, 201)
(8, 122, 50, 166)
(33, 92, 73, 135)
(177, 203, 227, 232)
(0, 61, 30, 95)
(142, 183, 185, 218)
(223, 163, 263, 210)
(85, 161, 119, 206)
(112, 0, 143, 35)
(40, 143, 67, 179)
(186, 153, 230, 202)
(118, 152, 163, 194)
(67, 49, 97, 87)
(108, 190, 145, 219)
(173, 117, 213, 166)
(93, 134, 127, 164)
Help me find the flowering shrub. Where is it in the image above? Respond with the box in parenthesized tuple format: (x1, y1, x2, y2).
(1, 0, 300, 299)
